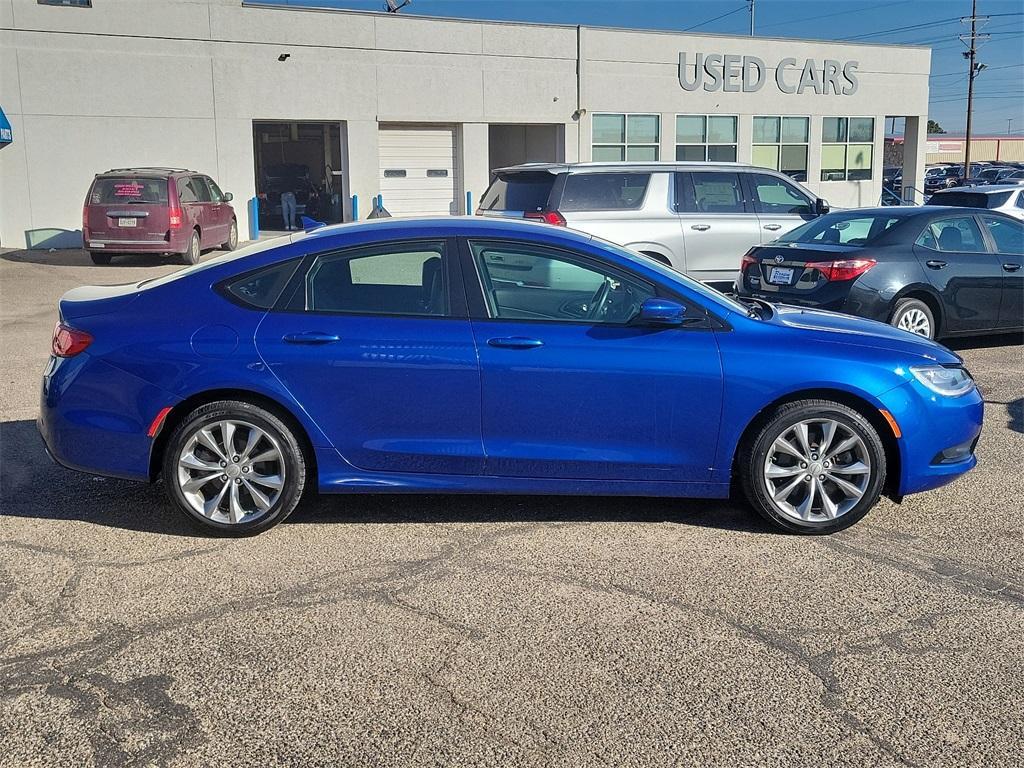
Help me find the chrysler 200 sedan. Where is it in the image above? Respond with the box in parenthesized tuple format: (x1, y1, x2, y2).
(39, 218, 982, 536)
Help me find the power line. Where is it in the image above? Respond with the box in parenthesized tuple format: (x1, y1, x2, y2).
(682, 5, 747, 32)
(754, 1, 905, 30)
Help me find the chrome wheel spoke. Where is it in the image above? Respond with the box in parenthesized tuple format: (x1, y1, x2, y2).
(228, 482, 245, 524)
(240, 428, 263, 461)
(178, 453, 221, 472)
(817, 478, 839, 519)
(248, 449, 279, 464)
(221, 421, 237, 457)
(248, 473, 283, 491)
(182, 472, 221, 494)
(243, 479, 272, 511)
(794, 422, 812, 458)
(766, 463, 802, 479)
(772, 437, 806, 461)
(818, 420, 837, 457)
(773, 474, 805, 502)
(197, 427, 228, 462)
(832, 460, 870, 475)
(202, 481, 230, 519)
(827, 472, 864, 499)
(796, 477, 817, 520)
(825, 436, 859, 462)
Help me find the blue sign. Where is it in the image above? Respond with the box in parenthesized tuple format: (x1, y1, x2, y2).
(0, 107, 12, 147)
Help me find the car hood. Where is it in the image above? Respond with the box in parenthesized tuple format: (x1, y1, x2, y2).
(765, 304, 961, 364)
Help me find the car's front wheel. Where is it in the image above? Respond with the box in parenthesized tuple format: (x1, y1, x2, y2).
(741, 400, 887, 534)
(222, 220, 238, 251)
(182, 230, 201, 265)
(162, 400, 307, 536)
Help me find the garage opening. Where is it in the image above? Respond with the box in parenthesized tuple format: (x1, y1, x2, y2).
(488, 124, 563, 171)
(253, 121, 345, 230)
(378, 123, 460, 217)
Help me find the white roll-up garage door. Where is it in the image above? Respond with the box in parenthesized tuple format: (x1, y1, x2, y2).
(378, 124, 459, 217)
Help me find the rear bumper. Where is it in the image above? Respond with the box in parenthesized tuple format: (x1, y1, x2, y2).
(86, 233, 188, 254)
(738, 276, 892, 323)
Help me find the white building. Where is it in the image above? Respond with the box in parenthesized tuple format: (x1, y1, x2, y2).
(0, 0, 931, 248)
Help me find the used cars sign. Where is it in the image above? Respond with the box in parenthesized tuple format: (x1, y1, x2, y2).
(679, 53, 859, 95)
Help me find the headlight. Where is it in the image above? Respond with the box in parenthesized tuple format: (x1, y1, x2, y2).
(910, 365, 975, 397)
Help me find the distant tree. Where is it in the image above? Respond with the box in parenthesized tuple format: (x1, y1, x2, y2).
(928, 120, 946, 134)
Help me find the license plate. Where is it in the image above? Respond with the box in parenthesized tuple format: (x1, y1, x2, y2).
(117, 217, 137, 227)
(769, 266, 794, 285)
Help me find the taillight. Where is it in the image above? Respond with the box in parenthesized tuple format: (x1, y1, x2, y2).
(524, 210, 566, 226)
(82, 204, 89, 235)
(806, 259, 877, 282)
(51, 322, 93, 358)
(739, 250, 758, 272)
(169, 204, 183, 229)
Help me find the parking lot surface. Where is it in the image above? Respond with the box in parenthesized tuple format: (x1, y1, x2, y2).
(2, 247, 1022, 768)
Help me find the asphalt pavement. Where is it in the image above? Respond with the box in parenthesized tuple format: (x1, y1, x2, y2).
(1, 246, 1022, 768)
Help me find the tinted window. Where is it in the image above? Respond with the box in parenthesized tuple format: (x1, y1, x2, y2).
(478, 172, 555, 212)
(749, 173, 813, 215)
(206, 178, 225, 202)
(929, 191, 1007, 209)
(981, 216, 1024, 254)
(678, 172, 746, 214)
(190, 176, 212, 203)
(306, 241, 447, 316)
(178, 177, 197, 203)
(559, 173, 651, 212)
(89, 177, 167, 204)
(779, 213, 902, 247)
(223, 259, 300, 309)
(918, 217, 987, 253)
(470, 240, 654, 324)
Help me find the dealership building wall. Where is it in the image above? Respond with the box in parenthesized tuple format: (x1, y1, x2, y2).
(0, 0, 931, 249)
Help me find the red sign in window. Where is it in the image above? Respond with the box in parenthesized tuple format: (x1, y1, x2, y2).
(114, 182, 144, 197)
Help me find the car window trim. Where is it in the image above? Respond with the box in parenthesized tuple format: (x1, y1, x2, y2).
(272, 236, 469, 320)
(744, 171, 814, 216)
(676, 170, 751, 215)
(918, 213, 993, 255)
(456, 236, 713, 330)
(977, 213, 1022, 255)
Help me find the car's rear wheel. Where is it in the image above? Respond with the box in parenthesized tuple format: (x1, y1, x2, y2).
(182, 230, 201, 265)
(222, 220, 238, 251)
(891, 297, 935, 339)
(741, 400, 886, 534)
(162, 400, 306, 536)
(89, 252, 112, 265)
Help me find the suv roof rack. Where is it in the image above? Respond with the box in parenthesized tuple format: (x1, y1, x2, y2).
(102, 167, 195, 174)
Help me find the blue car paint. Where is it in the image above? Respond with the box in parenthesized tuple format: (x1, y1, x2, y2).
(38, 217, 982, 502)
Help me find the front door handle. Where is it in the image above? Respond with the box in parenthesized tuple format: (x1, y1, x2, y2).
(1003, 263, 1021, 272)
(690, 224, 711, 231)
(925, 260, 947, 269)
(282, 331, 340, 345)
(763, 224, 782, 231)
(487, 337, 544, 349)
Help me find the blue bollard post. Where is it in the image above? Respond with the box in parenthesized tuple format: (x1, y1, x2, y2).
(247, 198, 259, 241)
(351, 194, 358, 222)
(466, 191, 473, 215)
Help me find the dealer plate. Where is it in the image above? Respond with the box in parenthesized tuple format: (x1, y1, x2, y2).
(117, 217, 137, 228)
(769, 266, 794, 285)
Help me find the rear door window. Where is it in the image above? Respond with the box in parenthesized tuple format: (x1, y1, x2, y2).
(677, 172, 748, 214)
(178, 177, 198, 203)
(980, 216, 1024, 254)
(190, 176, 213, 202)
(89, 177, 168, 204)
(559, 173, 651, 212)
(478, 172, 556, 213)
(918, 217, 988, 253)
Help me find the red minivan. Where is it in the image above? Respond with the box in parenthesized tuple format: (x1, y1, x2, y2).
(83, 168, 237, 265)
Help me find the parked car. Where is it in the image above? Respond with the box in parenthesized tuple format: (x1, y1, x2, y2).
(882, 166, 902, 188)
(83, 168, 236, 265)
(736, 207, 1023, 340)
(39, 218, 983, 536)
(927, 185, 1024, 220)
(477, 162, 830, 285)
(962, 165, 1015, 186)
(923, 165, 963, 193)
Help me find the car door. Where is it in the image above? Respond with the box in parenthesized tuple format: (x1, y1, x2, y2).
(912, 214, 1005, 333)
(205, 176, 231, 241)
(746, 172, 817, 242)
(462, 237, 723, 482)
(978, 214, 1024, 330)
(675, 171, 762, 284)
(255, 238, 484, 475)
(177, 176, 202, 234)
(189, 176, 218, 247)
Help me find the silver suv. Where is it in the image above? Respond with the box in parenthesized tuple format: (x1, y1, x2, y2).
(477, 162, 829, 284)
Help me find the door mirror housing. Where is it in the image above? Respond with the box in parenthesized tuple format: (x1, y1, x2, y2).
(222, 192, 234, 202)
(815, 197, 830, 215)
(634, 298, 686, 326)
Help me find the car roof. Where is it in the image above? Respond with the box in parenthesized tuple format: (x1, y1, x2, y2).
(492, 161, 753, 175)
(932, 184, 1023, 195)
(100, 167, 194, 176)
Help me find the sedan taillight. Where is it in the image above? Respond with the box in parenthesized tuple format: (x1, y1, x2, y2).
(524, 210, 567, 226)
(806, 259, 877, 282)
(52, 322, 93, 358)
(739, 250, 758, 272)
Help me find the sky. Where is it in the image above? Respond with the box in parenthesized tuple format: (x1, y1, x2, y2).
(264, 0, 1024, 135)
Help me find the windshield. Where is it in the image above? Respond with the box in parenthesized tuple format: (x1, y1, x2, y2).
(777, 212, 904, 247)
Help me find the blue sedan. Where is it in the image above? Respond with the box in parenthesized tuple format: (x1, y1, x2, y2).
(39, 218, 982, 535)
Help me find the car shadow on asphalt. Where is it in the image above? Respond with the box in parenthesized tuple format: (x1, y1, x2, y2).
(0, 419, 776, 538)
(1, 249, 198, 268)
(944, 332, 1023, 351)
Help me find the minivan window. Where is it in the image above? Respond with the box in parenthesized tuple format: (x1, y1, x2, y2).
(778, 213, 902, 246)
(749, 173, 813, 215)
(559, 173, 651, 212)
(190, 176, 213, 203)
(676, 172, 747, 214)
(479, 172, 555, 213)
(929, 191, 1011, 209)
(178, 177, 198, 203)
(89, 177, 168, 205)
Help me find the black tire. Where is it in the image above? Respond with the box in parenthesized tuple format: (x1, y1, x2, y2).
(740, 399, 887, 534)
(162, 400, 307, 536)
(890, 297, 936, 339)
(221, 219, 238, 251)
(89, 252, 112, 265)
(182, 230, 201, 265)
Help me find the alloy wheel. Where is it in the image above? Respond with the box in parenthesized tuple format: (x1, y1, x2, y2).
(763, 418, 871, 524)
(897, 308, 931, 337)
(176, 419, 285, 525)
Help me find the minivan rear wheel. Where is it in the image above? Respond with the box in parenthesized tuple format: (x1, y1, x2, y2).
(182, 230, 201, 265)
(89, 252, 112, 265)
(740, 399, 887, 534)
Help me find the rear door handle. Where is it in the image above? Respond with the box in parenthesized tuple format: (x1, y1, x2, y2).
(487, 337, 544, 349)
(1003, 263, 1021, 272)
(690, 224, 711, 231)
(763, 224, 782, 231)
(925, 260, 947, 269)
(282, 331, 340, 345)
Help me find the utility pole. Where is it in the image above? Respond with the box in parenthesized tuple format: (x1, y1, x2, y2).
(961, 0, 989, 180)
(748, 0, 755, 36)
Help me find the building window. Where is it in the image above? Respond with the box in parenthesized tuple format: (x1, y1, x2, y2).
(752, 117, 809, 182)
(821, 117, 875, 181)
(592, 114, 660, 161)
(675, 115, 737, 162)
(38, 0, 92, 6)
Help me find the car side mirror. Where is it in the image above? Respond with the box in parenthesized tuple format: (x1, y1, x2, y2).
(222, 192, 233, 202)
(634, 298, 686, 326)
(815, 198, 830, 215)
